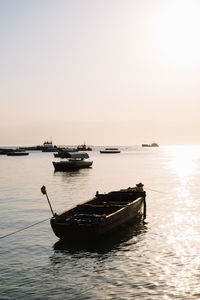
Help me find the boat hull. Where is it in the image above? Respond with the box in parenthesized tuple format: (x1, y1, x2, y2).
(100, 148, 120, 153)
(51, 199, 143, 241)
(50, 187, 146, 241)
(100, 150, 120, 153)
(53, 160, 93, 171)
(7, 152, 29, 156)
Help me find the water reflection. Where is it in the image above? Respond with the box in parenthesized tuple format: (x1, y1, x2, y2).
(53, 168, 92, 176)
(53, 168, 92, 180)
(51, 222, 147, 258)
(53, 168, 92, 189)
(167, 146, 200, 182)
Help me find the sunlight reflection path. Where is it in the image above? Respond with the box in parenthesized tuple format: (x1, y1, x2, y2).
(166, 146, 200, 182)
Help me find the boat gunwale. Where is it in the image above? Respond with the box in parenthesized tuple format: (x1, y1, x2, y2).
(51, 195, 144, 222)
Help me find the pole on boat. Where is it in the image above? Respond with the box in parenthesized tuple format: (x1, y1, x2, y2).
(143, 192, 146, 221)
(41, 185, 55, 217)
(136, 183, 146, 221)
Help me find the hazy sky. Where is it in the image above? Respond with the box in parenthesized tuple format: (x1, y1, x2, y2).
(1, 0, 200, 146)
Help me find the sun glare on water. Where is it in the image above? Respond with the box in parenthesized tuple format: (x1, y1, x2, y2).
(157, 147, 200, 297)
(167, 146, 199, 183)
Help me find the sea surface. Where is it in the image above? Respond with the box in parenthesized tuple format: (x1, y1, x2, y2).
(1, 145, 200, 300)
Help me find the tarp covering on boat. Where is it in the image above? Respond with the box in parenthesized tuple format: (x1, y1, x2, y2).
(63, 152, 89, 159)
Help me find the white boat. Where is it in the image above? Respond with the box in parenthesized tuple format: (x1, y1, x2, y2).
(52, 152, 93, 171)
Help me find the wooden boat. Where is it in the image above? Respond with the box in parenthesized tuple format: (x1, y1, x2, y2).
(100, 147, 120, 154)
(47, 183, 146, 241)
(52, 152, 93, 171)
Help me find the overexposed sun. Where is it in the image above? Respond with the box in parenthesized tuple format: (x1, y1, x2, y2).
(153, 1, 200, 62)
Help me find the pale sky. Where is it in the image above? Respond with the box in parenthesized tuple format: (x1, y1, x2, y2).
(1, 0, 200, 146)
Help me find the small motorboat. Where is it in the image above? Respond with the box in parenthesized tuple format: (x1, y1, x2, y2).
(7, 150, 29, 156)
(0, 148, 15, 155)
(100, 148, 120, 154)
(52, 152, 93, 171)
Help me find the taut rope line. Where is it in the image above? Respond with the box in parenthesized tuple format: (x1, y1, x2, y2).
(0, 217, 51, 240)
(145, 187, 168, 194)
(0, 186, 168, 240)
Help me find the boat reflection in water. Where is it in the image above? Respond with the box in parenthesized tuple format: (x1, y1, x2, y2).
(53, 221, 147, 255)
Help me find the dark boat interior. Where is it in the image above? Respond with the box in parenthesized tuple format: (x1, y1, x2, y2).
(55, 189, 144, 225)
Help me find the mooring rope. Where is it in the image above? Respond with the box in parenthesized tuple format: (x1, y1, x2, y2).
(145, 187, 168, 194)
(0, 186, 172, 240)
(0, 217, 51, 240)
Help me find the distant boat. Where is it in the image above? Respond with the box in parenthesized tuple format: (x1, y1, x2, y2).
(100, 148, 120, 154)
(41, 141, 58, 152)
(77, 143, 92, 151)
(19, 146, 40, 151)
(20, 141, 59, 152)
(42, 183, 146, 241)
(0, 148, 15, 155)
(142, 143, 159, 147)
(7, 151, 29, 156)
(52, 151, 93, 171)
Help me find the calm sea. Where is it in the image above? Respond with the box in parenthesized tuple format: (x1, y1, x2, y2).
(1, 146, 200, 300)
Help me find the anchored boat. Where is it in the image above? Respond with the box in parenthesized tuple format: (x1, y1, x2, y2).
(142, 143, 159, 147)
(52, 151, 93, 171)
(77, 143, 92, 151)
(41, 183, 146, 241)
(100, 148, 120, 154)
(7, 151, 29, 156)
